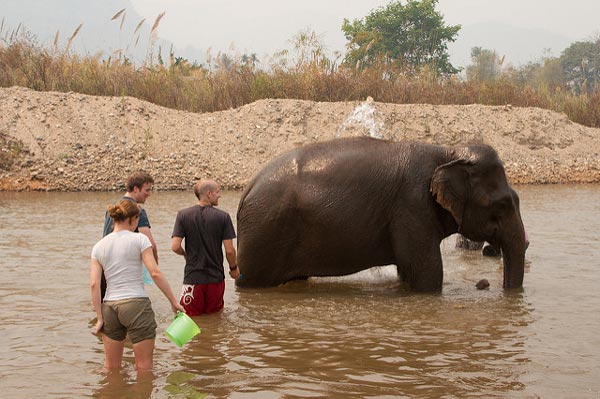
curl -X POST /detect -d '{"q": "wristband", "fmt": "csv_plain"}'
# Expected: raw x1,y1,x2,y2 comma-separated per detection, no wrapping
229,265,238,271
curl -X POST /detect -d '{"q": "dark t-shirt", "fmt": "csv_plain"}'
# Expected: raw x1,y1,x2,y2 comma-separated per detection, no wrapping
172,205,236,285
102,196,150,237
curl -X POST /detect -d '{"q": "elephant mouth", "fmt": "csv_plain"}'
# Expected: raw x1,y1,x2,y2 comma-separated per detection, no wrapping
488,237,501,251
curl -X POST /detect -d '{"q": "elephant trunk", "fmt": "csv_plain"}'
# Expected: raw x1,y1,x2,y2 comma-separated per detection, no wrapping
500,218,526,289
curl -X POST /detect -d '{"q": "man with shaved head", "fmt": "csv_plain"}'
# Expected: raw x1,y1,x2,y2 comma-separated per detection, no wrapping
171,179,240,315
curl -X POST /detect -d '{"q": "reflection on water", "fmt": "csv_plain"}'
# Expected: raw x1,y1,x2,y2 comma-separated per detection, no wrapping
92,369,155,399
1,186,599,398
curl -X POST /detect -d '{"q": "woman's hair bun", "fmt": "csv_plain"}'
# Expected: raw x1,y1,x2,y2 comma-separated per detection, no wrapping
107,199,141,222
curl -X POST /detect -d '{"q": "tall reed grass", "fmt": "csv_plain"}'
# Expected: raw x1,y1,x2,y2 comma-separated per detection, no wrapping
0,30,598,128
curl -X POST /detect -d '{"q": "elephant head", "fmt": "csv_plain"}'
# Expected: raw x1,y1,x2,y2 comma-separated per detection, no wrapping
430,144,526,288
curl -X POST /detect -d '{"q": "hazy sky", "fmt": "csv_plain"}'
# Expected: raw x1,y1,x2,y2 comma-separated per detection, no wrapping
129,0,600,58
3,0,599,68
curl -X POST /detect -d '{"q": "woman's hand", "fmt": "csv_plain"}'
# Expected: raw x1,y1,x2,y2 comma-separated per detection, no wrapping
172,301,185,314
92,319,104,336
229,265,241,280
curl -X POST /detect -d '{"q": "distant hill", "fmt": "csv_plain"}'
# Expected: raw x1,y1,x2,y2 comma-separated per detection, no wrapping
1,0,172,65
448,21,575,70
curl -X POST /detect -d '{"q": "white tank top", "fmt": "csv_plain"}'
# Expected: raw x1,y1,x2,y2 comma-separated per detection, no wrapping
91,230,152,301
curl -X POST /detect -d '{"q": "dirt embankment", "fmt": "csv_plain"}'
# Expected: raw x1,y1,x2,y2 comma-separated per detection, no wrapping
0,86,599,191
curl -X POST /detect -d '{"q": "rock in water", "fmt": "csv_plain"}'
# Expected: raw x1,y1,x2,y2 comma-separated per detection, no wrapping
476,279,490,290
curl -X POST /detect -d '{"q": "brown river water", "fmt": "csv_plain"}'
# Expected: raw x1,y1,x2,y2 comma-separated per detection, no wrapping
0,185,599,398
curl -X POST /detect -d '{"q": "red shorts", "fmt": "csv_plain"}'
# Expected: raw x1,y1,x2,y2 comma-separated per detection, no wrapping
179,282,225,316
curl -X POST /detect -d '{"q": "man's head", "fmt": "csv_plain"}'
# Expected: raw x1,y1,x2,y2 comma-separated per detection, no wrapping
126,171,154,204
194,179,221,206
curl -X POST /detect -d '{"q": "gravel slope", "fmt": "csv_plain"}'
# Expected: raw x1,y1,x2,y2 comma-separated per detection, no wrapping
1,87,599,191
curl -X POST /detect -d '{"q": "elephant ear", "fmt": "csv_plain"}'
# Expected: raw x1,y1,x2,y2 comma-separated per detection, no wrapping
430,158,472,226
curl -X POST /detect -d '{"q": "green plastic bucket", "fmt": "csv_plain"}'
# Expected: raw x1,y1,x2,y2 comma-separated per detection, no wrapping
165,312,201,347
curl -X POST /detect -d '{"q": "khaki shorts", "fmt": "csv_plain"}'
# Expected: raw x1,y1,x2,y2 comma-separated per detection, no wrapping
101,297,157,344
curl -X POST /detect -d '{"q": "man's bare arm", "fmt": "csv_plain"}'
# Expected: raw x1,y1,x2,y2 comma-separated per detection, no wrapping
138,226,159,263
171,236,186,257
223,239,239,279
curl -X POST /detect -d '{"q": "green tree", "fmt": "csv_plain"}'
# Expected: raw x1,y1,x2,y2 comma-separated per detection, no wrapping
466,47,503,82
560,38,600,94
341,0,460,75
503,48,565,90
537,58,564,88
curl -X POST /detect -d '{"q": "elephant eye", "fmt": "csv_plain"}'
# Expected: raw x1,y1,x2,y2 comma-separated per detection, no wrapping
492,196,512,212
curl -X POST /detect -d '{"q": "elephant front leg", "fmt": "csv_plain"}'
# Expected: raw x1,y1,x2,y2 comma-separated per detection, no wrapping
392,239,444,292
395,264,413,291
396,264,409,282
412,250,444,292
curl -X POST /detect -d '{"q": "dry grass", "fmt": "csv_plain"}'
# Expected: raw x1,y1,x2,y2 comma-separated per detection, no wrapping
0,132,26,171
0,33,599,128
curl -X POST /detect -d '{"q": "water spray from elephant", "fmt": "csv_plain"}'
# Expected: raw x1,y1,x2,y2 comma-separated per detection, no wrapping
337,97,384,139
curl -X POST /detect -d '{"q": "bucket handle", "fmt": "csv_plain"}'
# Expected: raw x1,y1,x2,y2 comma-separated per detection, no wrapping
174,311,185,320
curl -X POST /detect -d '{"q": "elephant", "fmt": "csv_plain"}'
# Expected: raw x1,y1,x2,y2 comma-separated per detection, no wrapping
235,137,527,292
